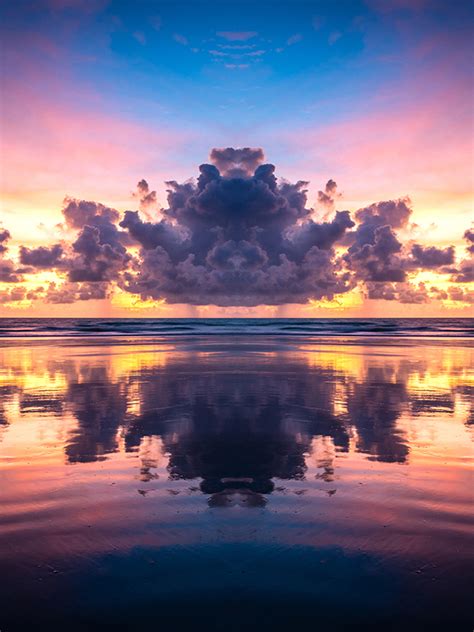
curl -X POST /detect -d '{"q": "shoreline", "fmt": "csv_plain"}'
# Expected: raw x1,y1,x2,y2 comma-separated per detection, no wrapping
1,333,473,348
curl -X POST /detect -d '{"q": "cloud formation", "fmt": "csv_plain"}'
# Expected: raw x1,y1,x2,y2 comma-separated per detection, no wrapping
19,244,64,268
446,229,474,283
0,229,22,283
317,179,340,211
0,148,472,307
410,244,455,268
209,147,265,177
0,229,10,255
134,179,157,211
119,149,356,305
216,31,258,41
61,197,132,283
464,229,474,254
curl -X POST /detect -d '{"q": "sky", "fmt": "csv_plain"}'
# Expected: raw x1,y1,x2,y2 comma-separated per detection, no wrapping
0,0,473,317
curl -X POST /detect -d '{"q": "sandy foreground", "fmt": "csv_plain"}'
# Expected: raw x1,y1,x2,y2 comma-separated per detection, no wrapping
0,336,472,630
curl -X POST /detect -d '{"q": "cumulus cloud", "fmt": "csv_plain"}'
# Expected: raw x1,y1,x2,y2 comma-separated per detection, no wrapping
410,244,455,268
451,260,474,283
317,179,340,211
342,198,413,282
365,281,430,303
43,281,110,303
60,197,132,283
173,33,188,46
2,148,472,307
464,229,474,254
0,228,22,283
133,179,157,212
0,229,11,255
354,197,412,232
447,285,474,304
340,196,471,303
346,224,406,283
0,261,21,283
0,286,27,303
446,228,474,283
62,197,120,230
118,149,355,305
209,147,265,177
19,244,64,268
68,225,131,282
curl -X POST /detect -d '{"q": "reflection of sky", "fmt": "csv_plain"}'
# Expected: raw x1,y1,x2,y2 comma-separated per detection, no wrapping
0,337,472,627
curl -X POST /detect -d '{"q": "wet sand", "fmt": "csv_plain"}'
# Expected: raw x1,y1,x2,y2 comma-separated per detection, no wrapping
0,336,473,630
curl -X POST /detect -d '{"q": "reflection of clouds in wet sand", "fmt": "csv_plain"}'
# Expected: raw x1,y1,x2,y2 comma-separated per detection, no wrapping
0,338,473,630
0,340,471,508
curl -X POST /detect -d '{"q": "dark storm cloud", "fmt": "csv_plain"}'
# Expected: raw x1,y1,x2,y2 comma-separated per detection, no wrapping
339,196,465,300
354,198,412,230
450,260,474,283
60,198,132,283
445,227,474,283
464,229,474,254
410,244,455,268
62,197,120,230
346,199,408,247
286,211,354,258
68,225,131,282
118,150,355,305
19,244,64,268
0,228,23,283
62,197,131,247
0,259,22,283
342,198,414,285
345,224,406,283
0,229,11,254
120,210,187,256
365,281,430,304
1,198,131,301
43,281,110,303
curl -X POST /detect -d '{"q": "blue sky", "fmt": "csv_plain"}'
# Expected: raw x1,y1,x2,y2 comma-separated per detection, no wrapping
3,0,472,162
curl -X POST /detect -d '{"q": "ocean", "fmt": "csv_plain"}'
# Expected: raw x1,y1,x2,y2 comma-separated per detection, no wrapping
0,316,473,338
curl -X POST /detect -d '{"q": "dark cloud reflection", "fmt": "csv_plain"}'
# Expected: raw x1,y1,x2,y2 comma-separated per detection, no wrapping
1,339,471,507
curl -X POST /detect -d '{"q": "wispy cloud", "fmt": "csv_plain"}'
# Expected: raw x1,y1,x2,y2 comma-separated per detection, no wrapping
132,30,146,45
287,33,303,46
216,31,258,41
173,33,188,46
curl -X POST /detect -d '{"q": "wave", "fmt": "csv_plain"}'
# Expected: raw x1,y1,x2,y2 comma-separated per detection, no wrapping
0,317,472,339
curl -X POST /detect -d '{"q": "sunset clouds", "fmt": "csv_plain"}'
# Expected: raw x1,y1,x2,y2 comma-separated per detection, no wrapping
119,151,355,305
0,148,472,311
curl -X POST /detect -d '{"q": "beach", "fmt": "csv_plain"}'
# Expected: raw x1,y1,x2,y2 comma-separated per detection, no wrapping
0,323,473,630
